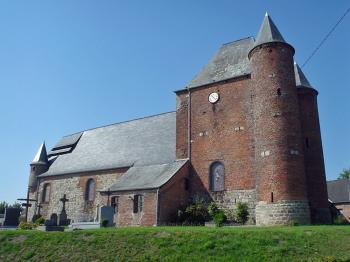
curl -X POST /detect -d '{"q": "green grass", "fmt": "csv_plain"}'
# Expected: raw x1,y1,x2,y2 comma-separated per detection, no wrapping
1,226,350,261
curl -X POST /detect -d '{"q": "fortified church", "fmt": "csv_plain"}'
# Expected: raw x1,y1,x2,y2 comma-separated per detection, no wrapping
27,14,331,226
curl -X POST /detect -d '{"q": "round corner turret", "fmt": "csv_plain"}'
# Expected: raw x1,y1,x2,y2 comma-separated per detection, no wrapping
28,142,49,191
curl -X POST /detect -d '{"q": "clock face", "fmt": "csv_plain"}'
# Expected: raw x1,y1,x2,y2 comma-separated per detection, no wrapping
208,92,219,104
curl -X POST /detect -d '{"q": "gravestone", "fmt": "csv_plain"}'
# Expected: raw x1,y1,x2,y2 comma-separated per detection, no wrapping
40,213,64,231
3,208,21,227
99,206,114,226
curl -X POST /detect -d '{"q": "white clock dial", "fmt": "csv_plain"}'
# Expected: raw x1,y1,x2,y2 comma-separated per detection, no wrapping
208,92,219,103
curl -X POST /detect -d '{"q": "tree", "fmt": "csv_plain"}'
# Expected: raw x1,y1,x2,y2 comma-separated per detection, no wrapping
0,201,9,214
338,168,350,179
0,201,24,214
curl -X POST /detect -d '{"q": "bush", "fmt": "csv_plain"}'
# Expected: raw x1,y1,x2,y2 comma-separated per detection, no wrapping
177,200,209,225
18,222,37,230
333,215,348,225
101,219,109,227
34,216,46,225
235,202,249,224
207,202,219,218
213,210,227,227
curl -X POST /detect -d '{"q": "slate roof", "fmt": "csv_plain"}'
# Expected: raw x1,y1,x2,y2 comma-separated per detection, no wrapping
253,13,286,49
39,112,176,177
105,159,188,192
186,37,254,89
327,179,350,203
294,63,313,88
31,142,48,165
181,14,303,91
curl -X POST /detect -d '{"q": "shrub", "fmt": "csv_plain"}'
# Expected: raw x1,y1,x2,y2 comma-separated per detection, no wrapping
213,210,227,227
34,216,45,225
333,215,348,225
207,202,219,218
177,200,209,225
101,219,109,227
235,202,249,224
288,220,300,226
18,222,37,230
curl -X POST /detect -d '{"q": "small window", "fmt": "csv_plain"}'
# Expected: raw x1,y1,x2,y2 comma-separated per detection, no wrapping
184,178,189,191
277,88,281,96
133,195,144,213
305,138,310,148
85,179,95,201
111,196,119,213
209,162,225,191
42,183,51,203
271,192,274,203
32,166,36,171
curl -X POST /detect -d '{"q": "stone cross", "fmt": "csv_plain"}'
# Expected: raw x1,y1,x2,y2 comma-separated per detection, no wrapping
59,194,69,213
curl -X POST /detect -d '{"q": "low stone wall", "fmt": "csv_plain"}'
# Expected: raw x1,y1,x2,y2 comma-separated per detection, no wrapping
255,200,310,226
212,189,256,224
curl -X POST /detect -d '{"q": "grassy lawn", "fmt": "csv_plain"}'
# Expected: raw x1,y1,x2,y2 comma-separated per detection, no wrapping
1,226,350,261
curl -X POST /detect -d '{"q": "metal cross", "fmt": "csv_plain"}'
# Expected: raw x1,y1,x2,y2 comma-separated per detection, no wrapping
17,186,37,222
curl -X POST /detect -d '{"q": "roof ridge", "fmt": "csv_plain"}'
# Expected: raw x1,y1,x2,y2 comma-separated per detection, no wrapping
222,36,254,46
63,111,176,137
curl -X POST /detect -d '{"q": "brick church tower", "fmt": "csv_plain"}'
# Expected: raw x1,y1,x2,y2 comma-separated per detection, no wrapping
175,13,331,225
27,13,331,227
248,14,311,225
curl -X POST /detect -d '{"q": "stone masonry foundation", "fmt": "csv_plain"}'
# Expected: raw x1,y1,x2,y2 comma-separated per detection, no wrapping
255,200,310,226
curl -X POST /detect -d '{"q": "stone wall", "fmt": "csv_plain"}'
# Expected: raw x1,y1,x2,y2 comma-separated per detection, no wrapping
28,168,126,222
334,203,350,222
255,200,310,226
212,189,256,224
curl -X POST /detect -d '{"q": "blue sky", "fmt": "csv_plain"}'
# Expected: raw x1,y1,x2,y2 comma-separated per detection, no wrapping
0,1,349,204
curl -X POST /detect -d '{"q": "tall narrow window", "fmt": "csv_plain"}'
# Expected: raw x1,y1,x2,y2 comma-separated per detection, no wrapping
305,138,310,148
133,195,144,213
85,179,95,201
111,196,119,213
209,162,225,191
271,192,274,203
277,88,281,96
42,183,51,203
184,178,189,191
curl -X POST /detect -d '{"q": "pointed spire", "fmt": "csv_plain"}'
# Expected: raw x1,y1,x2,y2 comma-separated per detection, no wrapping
31,142,48,164
294,62,312,88
253,13,286,48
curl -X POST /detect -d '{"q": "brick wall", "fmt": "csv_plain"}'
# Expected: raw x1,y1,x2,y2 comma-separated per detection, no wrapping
249,43,308,203
298,87,331,223
176,76,256,210
112,190,158,226
158,162,190,224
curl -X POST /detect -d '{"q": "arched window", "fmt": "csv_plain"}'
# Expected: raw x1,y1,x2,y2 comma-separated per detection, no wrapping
209,162,225,191
85,179,95,201
42,183,51,203
133,194,144,213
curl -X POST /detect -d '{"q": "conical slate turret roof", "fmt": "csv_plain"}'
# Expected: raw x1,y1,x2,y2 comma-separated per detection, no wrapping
294,62,312,88
253,13,287,48
31,142,49,165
